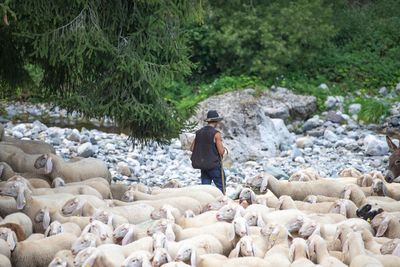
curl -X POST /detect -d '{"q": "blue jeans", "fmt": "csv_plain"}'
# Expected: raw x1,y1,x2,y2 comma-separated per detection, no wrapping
201,165,226,193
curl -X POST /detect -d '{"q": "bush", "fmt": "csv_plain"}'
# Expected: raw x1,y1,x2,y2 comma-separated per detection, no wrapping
352,98,391,123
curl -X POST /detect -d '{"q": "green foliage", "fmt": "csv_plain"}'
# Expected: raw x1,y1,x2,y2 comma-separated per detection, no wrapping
0,0,202,143
352,98,391,124
188,0,335,78
166,75,265,117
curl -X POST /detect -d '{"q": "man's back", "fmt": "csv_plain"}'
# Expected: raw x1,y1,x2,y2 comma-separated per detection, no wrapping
191,126,220,170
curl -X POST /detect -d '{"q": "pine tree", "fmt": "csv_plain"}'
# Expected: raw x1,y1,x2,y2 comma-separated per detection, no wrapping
0,0,202,143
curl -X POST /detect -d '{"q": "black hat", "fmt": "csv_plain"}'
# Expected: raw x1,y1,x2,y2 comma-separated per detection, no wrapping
204,110,223,122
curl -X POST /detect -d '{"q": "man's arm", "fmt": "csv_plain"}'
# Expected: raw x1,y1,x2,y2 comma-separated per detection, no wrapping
190,139,195,152
214,132,225,157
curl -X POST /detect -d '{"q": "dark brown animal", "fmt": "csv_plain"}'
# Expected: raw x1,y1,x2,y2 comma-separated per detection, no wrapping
0,223,26,241
386,136,400,183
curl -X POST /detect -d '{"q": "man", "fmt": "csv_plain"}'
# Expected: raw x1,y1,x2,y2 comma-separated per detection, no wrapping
190,110,226,194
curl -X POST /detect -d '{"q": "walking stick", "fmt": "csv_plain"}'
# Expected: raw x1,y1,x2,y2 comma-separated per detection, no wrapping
220,148,228,195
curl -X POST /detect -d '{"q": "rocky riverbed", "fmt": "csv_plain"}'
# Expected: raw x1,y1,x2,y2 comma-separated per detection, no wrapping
1,87,399,193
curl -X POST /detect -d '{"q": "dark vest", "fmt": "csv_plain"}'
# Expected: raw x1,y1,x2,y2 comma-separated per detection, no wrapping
191,126,220,170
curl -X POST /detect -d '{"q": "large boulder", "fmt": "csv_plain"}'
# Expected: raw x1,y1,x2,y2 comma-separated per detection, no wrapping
192,89,295,162
364,135,389,156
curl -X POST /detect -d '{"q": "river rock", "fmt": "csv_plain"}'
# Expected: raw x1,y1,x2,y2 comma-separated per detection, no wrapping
324,129,338,142
319,83,329,90
77,142,95,157
296,137,313,148
364,135,389,156
302,117,322,132
263,165,289,180
348,103,362,115
67,129,81,142
326,111,345,124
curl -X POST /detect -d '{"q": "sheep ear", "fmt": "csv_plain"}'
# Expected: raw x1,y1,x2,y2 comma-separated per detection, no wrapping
82,250,98,267
382,183,389,197
305,244,311,259
236,205,245,218
376,218,389,237
339,201,347,217
107,214,113,226
288,244,295,262
16,185,26,210
257,214,266,228
6,231,17,251
44,225,51,237
229,242,241,258
45,156,53,174
43,209,51,230
190,248,197,267
386,136,398,152
342,188,351,199
121,227,135,245
228,223,236,242
165,224,175,242
392,243,400,256
250,191,256,204
260,177,268,193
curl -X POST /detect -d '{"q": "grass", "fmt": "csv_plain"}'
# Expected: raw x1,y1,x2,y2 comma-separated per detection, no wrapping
352,97,391,124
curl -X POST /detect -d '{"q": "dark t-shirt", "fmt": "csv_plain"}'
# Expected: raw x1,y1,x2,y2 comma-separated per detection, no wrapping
191,126,220,170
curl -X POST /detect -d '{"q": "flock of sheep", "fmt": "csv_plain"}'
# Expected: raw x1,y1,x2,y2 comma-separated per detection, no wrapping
0,122,400,267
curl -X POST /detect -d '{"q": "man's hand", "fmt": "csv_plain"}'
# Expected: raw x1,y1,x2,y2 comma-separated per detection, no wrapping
214,132,225,157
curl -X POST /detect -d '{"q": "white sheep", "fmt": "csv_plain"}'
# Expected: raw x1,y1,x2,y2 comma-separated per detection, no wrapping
288,238,315,267
11,233,76,267
44,221,81,237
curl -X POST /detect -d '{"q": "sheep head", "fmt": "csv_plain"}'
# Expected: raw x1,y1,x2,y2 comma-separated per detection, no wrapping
150,205,176,221
175,244,196,266
0,178,30,210
0,227,17,251
261,223,289,249
34,207,51,230
113,223,132,244
44,221,63,237
216,204,244,222
298,220,320,238
52,177,65,187
71,233,97,255
61,197,85,216
232,213,249,238
239,188,256,205
340,167,362,178
91,209,113,226
122,251,152,267
81,220,110,241
234,236,256,257
122,189,136,202
304,195,318,204
152,232,168,250
74,247,98,266
48,257,68,267
147,219,175,241
381,238,400,255
329,199,349,217
285,216,305,233
386,136,400,183
356,203,384,221
371,179,388,197
152,248,172,267
33,154,53,174
184,210,195,218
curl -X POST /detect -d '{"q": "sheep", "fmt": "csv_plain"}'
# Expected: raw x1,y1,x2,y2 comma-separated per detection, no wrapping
120,190,203,214
341,231,383,266
0,212,32,238
150,204,218,228
0,227,17,252
259,173,366,206
0,144,52,176
33,153,111,183
121,250,153,267
112,223,149,245
238,187,279,207
151,185,223,198
110,183,151,200
198,254,273,267
261,223,291,267
52,177,112,198
11,233,76,267
1,134,56,154
307,234,347,267
202,196,234,212
0,239,10,259
34,206,90,231
162,179,183,188
289,167,321,182
48,250,74,267
5,176,103,199
371,179,400,200
288,238,315,267
71,233,108,255
381,239,400,255
44,221,81,237
0,254,11,267
228,235,265,258
152,248,173,267
174,235,224,266
123,188,216,208
215,203,245,222
340,167,362,178
370,212,400,238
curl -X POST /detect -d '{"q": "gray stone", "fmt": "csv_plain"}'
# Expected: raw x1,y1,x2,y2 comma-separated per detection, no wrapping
396,82,400,92
296,137,313,149
364,135,389,156
12,131,23,139
67,129,81,142
326,111,345,124
324,129,338,142
325,96,337,110
348,103,362,115
379,87,388,95
302,117,321,132
319,83,329,90
291,146,302,159
263,165,289,180
77,142,95,157
294,156,306,164
308,129,324,137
